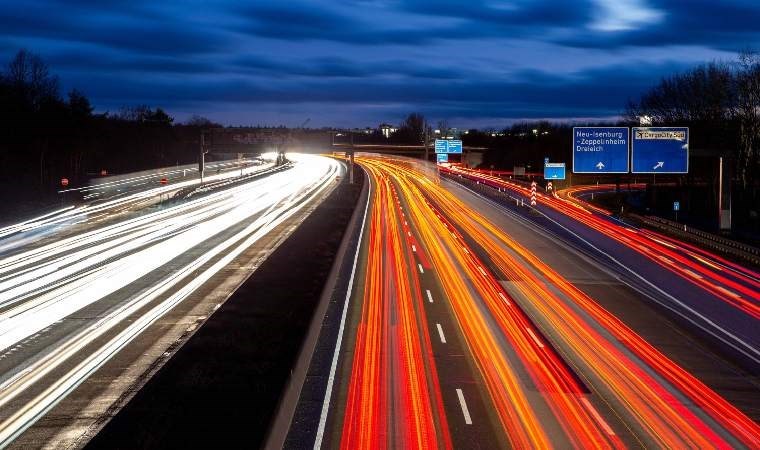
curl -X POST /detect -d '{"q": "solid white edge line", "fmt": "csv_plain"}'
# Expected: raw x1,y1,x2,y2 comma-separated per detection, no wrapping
455,388,473,425
314,173,371,450
436,324,447,344
447,178,760,364
580,397,616,436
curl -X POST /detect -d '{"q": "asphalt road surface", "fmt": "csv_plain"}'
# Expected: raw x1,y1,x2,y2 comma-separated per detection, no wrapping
0,154,343,447
306,155,759,449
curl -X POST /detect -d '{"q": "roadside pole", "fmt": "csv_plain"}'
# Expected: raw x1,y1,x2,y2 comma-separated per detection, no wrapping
199,131,206,185
349,132,354,184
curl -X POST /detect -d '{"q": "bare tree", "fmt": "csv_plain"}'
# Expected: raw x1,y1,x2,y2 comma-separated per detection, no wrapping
736,51,760,188
5,49,59,109
399,112,426,144
625,62,734,124
185,115,218,127
437,119,449,137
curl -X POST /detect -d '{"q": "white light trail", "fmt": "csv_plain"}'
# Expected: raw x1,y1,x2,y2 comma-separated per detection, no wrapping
0,154,342,446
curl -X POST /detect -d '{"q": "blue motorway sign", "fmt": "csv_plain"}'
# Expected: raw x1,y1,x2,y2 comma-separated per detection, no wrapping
447,140,462,153
631,127,688,173
436,153,448,163
673,201,680,211
434,139,463,154
572,127,629,173
544,162,566,180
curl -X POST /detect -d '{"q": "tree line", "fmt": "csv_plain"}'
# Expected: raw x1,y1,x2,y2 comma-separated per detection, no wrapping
625,51,760,190
0,49,208,215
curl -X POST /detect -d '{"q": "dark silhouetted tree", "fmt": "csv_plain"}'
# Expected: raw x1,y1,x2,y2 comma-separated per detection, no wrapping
5,49,60,110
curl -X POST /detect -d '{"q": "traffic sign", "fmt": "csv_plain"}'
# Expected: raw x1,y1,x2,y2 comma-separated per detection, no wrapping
631,127,688,173
673,201,680,211
436,153,448,163
447,140,462,153
543,162,566,180
434,139,463,154
572,127,629,173
159,178,168,185
60,178,69,187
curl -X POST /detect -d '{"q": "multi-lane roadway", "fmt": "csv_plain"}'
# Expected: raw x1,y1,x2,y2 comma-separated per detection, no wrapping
0,155,342,447
309,155,759,449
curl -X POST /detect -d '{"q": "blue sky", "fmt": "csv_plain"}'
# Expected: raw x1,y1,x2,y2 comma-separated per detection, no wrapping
0,0,756,128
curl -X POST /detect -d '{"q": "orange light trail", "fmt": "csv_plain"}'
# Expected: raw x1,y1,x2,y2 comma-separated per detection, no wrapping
444,166,760,319
340,162,452,450
349,156,760,448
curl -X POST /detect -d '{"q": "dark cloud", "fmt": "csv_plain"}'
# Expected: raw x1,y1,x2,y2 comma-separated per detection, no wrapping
0,0,755,125
0,2,228,55
75,60,683,125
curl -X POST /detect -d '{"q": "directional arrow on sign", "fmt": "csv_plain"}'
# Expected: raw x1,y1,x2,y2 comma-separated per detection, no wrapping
596,162,605,170
653,161,664,170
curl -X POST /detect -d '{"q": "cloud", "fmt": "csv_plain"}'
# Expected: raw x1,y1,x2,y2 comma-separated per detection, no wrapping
0,0,756,126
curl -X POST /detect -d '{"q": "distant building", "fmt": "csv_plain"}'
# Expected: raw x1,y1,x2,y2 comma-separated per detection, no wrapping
379,123,397,138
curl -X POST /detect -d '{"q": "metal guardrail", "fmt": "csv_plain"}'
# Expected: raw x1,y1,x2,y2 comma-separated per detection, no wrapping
442,170,760,268
627,213,760,267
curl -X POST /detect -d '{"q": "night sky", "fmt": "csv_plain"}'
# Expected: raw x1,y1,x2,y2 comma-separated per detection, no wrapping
1,0,757,127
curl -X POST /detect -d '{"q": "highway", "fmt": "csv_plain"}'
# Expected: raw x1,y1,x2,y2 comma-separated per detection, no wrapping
443,166,760,368
0,154,342,447
313,154,759,449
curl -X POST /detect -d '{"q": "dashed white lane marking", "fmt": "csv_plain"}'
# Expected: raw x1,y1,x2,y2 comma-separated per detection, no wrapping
477,266,487,277
436,324,447,343
426,289,434,303
681,268,703,280
715,285,741,299
456,389,473,425
418,263,424,274
497,291,511,306
526,327,544,348
412,245,417,252
407,231,412,237
580,397,615,436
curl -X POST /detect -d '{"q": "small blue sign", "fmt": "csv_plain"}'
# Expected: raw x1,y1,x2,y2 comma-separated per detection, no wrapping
436,153,448,163
572,127,629,173
544,162,566,180
673,201,680,211
632,127,688,173
434,139,463,154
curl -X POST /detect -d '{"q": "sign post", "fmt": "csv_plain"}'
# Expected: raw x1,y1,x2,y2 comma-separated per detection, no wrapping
572,127,629,173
